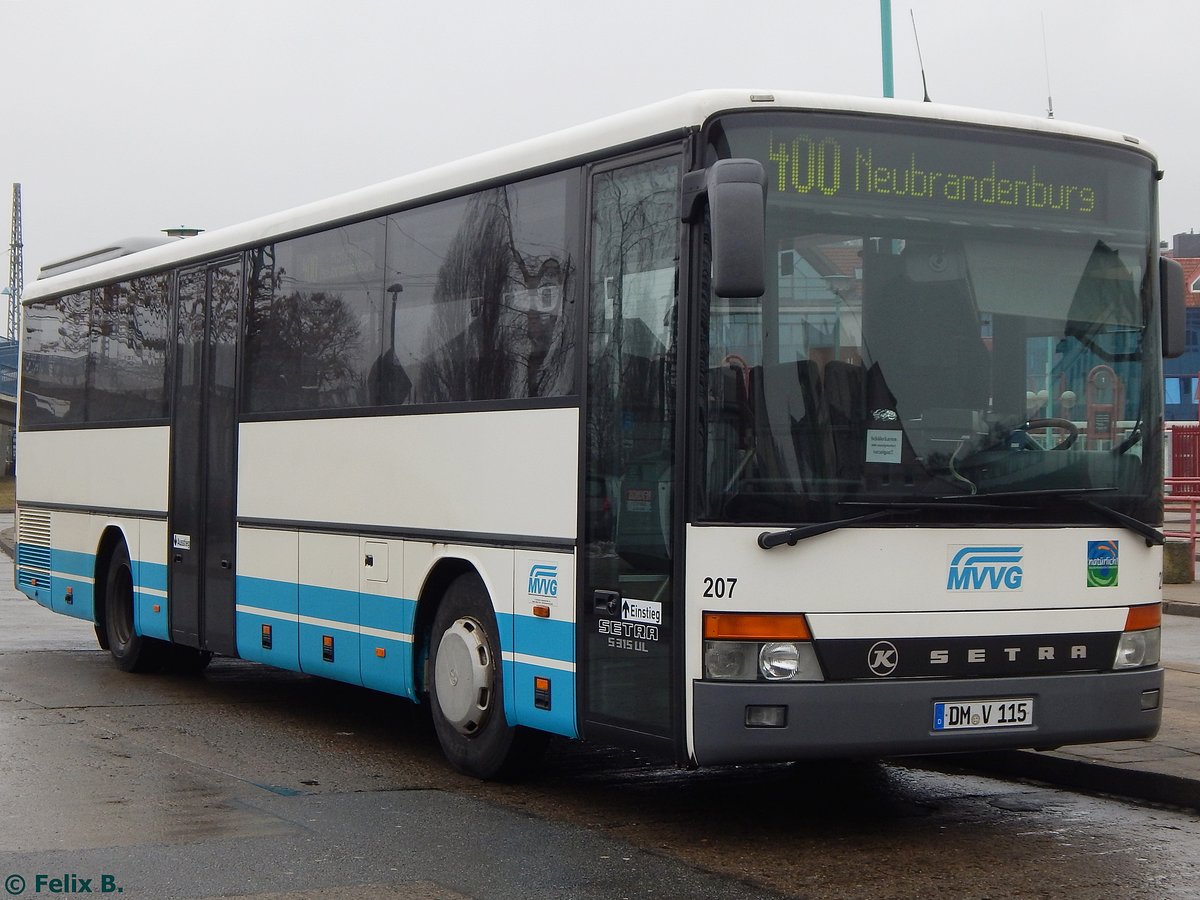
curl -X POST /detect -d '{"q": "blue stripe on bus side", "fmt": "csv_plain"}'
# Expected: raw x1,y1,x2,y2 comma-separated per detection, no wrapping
16,544,167,636
298,620,362,686
16,542,53,609
360,593,418,700
235,574,301,672
513,661,577,738
138,561,168,593
237,574,299,616
232,574,576,735
498,611,578,737
496,612,519,723
49,548,94,621
513,615,574,664
512,614,577,737
16,542,51,570
296,582,363,685
133,559,169,640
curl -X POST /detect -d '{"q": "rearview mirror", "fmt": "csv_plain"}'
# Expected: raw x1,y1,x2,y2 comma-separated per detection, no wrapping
1161,256,1186,358
685,159,767,299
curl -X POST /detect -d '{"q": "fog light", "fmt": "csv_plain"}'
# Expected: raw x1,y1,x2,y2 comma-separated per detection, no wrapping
759,642,824,682
1114,628,1161,669
704,641,758,680
1140,689,1161,711
745,705,787,728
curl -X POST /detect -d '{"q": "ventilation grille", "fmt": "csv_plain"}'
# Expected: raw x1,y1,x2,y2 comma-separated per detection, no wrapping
16,507,52,577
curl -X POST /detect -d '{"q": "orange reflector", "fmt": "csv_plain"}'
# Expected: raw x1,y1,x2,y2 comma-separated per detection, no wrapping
533,604,551,618
1124,603,1161,632
534,676,550,692
375,647,386,658
704,613,811,641
152,604,161,613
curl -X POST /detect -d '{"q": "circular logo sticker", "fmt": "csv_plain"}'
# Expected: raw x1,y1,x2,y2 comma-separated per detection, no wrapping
867,640,899,677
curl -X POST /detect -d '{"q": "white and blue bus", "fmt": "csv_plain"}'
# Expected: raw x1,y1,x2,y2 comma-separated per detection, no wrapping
16,91,1186,778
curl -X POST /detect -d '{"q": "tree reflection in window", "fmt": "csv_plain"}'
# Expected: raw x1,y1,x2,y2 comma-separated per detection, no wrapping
244,221,384,413
386,170,576,404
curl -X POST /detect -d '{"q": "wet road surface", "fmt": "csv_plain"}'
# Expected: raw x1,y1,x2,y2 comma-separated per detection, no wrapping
2,580,1199,899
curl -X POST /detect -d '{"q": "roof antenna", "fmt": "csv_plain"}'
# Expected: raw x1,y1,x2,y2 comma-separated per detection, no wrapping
1041,14,1055,118
910,9,931,102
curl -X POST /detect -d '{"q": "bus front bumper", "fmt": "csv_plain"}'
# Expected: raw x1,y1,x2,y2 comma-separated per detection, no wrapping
690,668,1163,766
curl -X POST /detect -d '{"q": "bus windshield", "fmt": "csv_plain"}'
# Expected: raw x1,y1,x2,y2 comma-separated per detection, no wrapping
698,112,1161,526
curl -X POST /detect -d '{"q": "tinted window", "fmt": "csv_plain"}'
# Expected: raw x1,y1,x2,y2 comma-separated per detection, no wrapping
384,171,577,404
21,292,92,426
243,220,385,412
88,274,170,421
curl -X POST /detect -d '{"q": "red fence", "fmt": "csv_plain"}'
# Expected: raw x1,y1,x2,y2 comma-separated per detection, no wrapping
1168,425,1200,494
1165,477,1200,558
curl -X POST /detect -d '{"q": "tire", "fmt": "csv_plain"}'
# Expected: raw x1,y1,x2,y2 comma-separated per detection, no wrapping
103,542,164,673
428,573,547,779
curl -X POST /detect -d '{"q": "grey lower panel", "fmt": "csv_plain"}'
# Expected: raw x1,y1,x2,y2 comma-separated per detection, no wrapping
691,669,1163,766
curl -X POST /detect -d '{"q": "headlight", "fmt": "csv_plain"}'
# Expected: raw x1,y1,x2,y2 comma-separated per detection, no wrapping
702,612,825,682
759,642,823,681
703,641,758,680
1113,627,1161,669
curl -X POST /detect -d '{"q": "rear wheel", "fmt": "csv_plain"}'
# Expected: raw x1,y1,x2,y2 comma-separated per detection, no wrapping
103,542,164,673
428,573,547,779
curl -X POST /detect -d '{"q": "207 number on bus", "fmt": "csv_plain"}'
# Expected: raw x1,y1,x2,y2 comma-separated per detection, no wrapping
702,577,738,599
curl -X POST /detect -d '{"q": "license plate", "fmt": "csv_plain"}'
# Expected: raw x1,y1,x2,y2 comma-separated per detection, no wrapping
933,698,1033,731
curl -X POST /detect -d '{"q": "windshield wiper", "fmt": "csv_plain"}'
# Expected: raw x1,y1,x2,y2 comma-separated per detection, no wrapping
908,487,1162,547
932,486,1115,503
1071,497,1163,547
758,487,1162,550
758,510,894,549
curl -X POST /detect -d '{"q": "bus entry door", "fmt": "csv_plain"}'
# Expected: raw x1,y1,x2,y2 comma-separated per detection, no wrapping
580,152,681,747
168,259,241,654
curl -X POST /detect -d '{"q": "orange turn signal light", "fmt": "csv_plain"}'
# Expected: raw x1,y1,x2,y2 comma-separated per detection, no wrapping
1124,603,1161,632
703,613,811,641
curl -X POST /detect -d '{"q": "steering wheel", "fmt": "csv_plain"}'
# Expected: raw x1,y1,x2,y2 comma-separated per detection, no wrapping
1015,417,1079,451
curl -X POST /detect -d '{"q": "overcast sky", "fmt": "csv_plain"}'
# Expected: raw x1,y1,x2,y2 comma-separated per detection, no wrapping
2,0,1197,280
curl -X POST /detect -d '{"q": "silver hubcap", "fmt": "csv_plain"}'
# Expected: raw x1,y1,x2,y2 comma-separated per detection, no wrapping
434,617,493,736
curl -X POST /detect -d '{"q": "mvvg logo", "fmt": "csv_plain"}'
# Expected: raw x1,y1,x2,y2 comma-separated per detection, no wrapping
947,546,1024,591
528,564,559,598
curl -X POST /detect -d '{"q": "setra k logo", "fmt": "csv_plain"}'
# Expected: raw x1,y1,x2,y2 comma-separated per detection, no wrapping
867,640,899,677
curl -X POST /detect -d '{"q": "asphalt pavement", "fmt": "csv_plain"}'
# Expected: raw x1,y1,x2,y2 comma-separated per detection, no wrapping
4,518,1199,814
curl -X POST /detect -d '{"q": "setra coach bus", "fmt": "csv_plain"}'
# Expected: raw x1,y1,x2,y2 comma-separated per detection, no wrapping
15,90,1187,778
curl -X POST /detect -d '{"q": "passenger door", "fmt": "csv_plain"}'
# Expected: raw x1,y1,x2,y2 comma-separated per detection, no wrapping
579,150,683,745
169,259,241,654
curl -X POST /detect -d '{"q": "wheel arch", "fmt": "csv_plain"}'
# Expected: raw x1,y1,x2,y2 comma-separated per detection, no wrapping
412,556,491,697
92,524,132,647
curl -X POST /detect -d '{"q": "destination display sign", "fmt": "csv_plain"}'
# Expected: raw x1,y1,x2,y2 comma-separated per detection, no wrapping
717,113,1153,231
769,132,1098,216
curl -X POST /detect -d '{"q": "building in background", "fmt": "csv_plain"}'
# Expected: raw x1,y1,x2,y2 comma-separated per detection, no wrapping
1163,232,1200,420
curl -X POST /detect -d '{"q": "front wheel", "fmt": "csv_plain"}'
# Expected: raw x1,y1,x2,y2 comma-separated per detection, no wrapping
428,573,546,779
103,542,164,673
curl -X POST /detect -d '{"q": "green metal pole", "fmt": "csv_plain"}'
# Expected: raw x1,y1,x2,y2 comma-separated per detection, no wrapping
880,0,894,98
